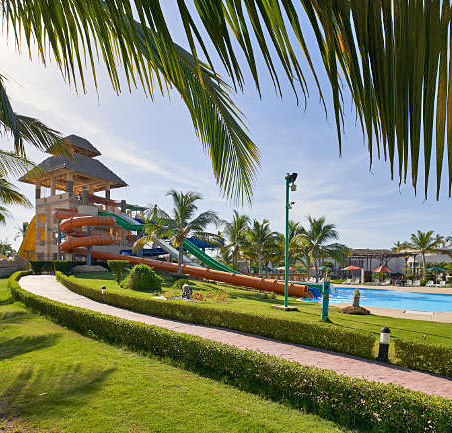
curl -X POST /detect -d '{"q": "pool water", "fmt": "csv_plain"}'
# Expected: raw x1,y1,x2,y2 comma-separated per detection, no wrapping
308,286,452,312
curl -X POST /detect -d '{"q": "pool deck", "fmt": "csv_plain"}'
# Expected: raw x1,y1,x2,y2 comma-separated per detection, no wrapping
330,302,452,323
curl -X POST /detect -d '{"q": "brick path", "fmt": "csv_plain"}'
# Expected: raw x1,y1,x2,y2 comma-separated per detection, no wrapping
19,275,452,399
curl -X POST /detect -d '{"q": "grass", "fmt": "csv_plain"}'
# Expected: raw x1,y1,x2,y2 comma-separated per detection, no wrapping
72,272,452,352
0,278,354,433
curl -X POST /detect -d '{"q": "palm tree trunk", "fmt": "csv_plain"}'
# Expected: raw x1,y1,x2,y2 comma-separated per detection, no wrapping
178,244,183,274
421,252,426,281
258,254,263,277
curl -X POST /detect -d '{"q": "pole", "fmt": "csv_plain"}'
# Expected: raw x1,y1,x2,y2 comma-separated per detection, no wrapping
284,175,290,308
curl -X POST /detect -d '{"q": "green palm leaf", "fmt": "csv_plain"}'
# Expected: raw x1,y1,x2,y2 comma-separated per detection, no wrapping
4,1,452,199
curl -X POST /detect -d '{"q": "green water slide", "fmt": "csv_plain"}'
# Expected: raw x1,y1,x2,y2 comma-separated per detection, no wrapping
101,211,238,273
182,239,239,273
99,211,144,231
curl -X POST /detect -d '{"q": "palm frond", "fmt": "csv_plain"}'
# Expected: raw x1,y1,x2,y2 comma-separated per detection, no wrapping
5,1,452,198
0,176,31,207
0,74,67,157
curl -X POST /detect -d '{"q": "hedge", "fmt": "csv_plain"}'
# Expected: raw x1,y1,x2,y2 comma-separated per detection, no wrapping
57,272,376,359
395,339,452,377
9,271,452,433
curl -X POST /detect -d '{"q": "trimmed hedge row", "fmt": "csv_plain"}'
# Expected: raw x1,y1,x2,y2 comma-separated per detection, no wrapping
10,271,452,433
395,339,452,377
56,272,376,359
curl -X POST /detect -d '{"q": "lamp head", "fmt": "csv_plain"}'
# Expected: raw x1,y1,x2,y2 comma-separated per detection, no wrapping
286,172,298,184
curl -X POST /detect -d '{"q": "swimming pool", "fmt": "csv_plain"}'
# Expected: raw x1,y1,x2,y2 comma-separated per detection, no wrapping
307,286,452,312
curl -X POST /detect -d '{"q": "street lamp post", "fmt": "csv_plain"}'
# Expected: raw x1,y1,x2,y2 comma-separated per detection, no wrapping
284,172,298,308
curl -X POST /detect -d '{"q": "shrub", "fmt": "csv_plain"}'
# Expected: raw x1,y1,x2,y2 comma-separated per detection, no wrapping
30,261,54,274
107,260,129,283
120,264,162,292
395,339,452,377
172,278,192,290
56,272,376,359
10,271,452,433
191,292,205,301
339,306,370,315
53,260,72,275
352,289,360,307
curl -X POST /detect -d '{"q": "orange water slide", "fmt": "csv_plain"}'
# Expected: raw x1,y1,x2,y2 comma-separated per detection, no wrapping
55,210,116,253
55,210,312,298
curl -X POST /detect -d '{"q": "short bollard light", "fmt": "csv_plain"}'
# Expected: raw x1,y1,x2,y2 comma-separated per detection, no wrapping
102,286,106,301
377,327,390,362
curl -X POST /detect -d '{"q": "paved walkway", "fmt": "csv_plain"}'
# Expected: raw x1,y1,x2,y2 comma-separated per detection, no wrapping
19,275,452,399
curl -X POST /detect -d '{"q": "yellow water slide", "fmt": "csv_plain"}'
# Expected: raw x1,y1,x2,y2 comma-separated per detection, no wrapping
18,216,36,260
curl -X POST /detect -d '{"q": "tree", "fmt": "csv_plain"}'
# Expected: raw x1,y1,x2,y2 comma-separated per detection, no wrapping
134,190,221,274
0,240,16,258
246,219,278,277
276,220,305,267
0,178,31,224
406,231,442,280
14,221,29,241
222,210,250,270
3,2,451,201
300,216,350,282
392,241,408,253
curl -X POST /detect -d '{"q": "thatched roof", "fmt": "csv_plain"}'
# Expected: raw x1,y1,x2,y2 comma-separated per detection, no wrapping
20,153,127,190
60,134,101,157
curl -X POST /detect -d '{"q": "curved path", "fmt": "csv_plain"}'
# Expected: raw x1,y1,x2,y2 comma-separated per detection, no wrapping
19,275,452,399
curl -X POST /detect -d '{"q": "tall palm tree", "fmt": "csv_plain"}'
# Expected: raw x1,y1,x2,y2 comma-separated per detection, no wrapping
406,231,442,280
246,219,278,277
14,221,29,241
134,190,221,274
300,216,350,281
392,241,408,253
3,2,451,201
222,210,250,270
276,220,305,267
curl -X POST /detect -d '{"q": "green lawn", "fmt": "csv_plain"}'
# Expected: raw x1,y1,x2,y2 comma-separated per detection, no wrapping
72,272,452,350
0,278,354,433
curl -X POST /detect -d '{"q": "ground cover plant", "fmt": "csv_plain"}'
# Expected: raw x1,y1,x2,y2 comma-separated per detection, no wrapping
0,277,352,433
9,274,452,433
71,272,452,353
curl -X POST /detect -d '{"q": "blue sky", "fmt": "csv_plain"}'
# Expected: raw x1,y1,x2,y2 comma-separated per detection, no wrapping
1,6,451,250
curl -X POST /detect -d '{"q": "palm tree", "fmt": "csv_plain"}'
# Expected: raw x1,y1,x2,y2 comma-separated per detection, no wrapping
14,221,29,241
222,211,250,270
300,216,350,282
134,190,221,274
3,2,450,201
276,220,305,267
392,241,408,253
246,219,278,277
0,178,31,224
406,231,442,280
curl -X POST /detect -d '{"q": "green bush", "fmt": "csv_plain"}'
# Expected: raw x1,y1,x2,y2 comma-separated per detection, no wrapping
107,260,129,283
172,278,192,289
30,261,55,274
120,264,162,292
53,260,73,275
395,339,452,377
57,272,376,359
10,271,452,433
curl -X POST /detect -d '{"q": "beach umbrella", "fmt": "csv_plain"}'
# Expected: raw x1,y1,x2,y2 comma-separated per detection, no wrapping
342,265,364,283
372,265,393,273
342,265,362,271
426,266,447,272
